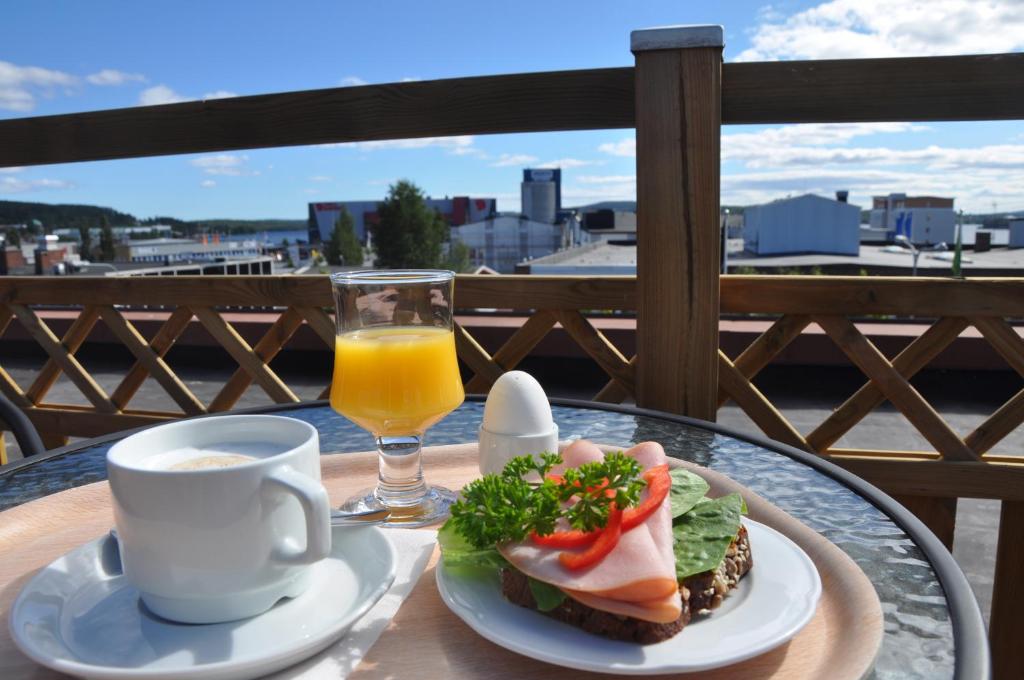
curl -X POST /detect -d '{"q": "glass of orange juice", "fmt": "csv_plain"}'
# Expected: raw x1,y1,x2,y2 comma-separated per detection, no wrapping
329,270,464,526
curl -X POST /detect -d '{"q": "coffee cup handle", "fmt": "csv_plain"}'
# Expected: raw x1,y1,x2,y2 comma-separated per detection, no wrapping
262,467,332,565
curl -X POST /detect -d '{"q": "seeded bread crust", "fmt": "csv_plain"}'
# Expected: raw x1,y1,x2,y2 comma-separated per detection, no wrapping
499,524,752,643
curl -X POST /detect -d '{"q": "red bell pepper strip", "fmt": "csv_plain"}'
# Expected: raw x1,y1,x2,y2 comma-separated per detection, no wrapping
622,465,671,531
530,527,602,548
558,506,623,570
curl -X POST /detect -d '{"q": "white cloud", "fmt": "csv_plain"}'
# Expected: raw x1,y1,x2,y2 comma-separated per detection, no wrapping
309,175,332,182
203,90,238,100
577,174,636,184
400,76,422,82
598,138,636,157
0,176,75,193
0,60,77,112
138,84,189,106
200,179,216,188
339,76,367,87
189,154,257,176
0,166,24,173
86,69,146,86
490,153,538,167
537,158,604,169
737,0,1024,61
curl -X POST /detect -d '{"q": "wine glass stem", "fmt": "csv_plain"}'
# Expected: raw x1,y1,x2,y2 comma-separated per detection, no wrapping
375,435,427,506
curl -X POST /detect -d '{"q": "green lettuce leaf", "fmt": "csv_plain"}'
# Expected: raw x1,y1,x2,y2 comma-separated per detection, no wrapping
672,493,745,580
669,468,711,518
528,576,567,611
438,519,508,570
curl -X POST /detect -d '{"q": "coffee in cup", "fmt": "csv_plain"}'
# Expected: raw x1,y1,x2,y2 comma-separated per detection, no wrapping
106,415,332,624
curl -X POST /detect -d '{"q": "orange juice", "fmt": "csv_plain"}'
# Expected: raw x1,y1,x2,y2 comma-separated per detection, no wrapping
330,326,464,436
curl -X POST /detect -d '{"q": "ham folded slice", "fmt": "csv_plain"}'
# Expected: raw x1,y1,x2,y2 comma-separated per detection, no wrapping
499,440,680,623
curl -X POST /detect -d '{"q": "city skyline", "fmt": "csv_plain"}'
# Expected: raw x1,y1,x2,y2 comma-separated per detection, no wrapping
2,0,1023,219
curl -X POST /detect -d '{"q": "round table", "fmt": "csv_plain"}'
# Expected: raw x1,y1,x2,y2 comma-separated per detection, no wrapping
0,398,988,680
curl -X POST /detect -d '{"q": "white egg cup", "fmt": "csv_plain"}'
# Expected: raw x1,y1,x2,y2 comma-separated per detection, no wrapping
478,371,559,475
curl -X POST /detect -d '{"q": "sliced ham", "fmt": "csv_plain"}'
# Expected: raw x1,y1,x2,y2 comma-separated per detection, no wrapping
563,588,683,625
499,440,680,623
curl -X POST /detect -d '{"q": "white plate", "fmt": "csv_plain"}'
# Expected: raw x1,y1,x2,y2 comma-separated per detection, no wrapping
9,525,396,680
436,519,821,675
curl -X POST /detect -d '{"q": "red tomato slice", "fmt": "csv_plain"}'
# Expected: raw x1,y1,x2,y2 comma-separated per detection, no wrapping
558,506,623,570
622,465,670,531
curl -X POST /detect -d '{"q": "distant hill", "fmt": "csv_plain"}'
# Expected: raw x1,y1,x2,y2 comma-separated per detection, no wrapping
0,200,134,229
0,200,304,234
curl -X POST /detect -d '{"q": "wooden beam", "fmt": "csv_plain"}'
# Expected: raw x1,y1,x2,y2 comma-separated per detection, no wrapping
633,26,722,419
111,306,194,409
991,501,1024,680
22,405,176,438
721,276,1024,317
722,52,1024,123
556,310,636,396
465,309,556,393
894,495,957,551
834,459,1024,501
453,322,504,388
815,315,977,461
718,351,811,451
25,305,100,405
717,314,811,408
0,68,635,167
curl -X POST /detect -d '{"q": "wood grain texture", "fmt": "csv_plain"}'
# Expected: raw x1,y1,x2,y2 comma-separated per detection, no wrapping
453,322,504,386
1,53,1019,168
7,304,117,414
722,52,1024,123
24,305,100,405
833,459,1024,501
814,315,977,461
718,351,811,451
97,306,206,416
806,317,967,452
593,355,637,404
966,388,1024,456
464,309,556,394
721,276,1024,317
972,316,1024,376
209,307,304,412
110,306,194,409
634,46,721,418
555,310,635,395
0,69,635,167
990,500,1024,680
0,443,882,680
192,307,299,404
717,314,811,408
893,495,957,551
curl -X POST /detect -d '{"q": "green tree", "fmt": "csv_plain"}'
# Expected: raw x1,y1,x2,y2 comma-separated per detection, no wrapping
371,180,448,268
325,207,363,266
445,240,471,273
99,215,116,261
78,223,93,259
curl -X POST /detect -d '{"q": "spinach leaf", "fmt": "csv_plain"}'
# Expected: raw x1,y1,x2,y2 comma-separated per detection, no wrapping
528,576,567,611
672,493,745,580
669,468,710,518
438,520,508,570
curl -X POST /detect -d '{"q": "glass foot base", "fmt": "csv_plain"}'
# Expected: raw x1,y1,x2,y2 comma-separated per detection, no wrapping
337,485,456,528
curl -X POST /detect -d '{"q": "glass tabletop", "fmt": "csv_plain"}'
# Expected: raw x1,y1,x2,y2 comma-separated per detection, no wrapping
0,399,976,680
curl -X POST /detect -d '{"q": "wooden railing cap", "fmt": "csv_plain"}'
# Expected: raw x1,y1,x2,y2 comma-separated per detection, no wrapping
630,25,724,52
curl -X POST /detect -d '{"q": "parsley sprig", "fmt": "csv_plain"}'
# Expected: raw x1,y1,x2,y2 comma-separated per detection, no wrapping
450,452,645,549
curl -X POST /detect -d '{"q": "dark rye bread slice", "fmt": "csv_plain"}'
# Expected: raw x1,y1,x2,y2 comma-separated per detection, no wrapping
500,525,752,644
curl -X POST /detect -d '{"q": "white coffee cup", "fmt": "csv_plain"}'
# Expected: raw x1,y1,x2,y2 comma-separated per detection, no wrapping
106,415,332,624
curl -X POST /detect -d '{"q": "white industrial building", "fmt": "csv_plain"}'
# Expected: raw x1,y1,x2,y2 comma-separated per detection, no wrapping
114,238,262,263
869,193,955,245
743,193,860,256
450,215,571,273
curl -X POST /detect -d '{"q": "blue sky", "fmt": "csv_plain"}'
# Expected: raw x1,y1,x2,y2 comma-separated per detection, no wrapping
2,0,1023,219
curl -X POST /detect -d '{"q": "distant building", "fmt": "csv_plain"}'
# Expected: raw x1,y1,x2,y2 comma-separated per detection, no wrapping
54,225,174,240
744,193,860,256
307,196,496,244
518,241,636,275
451,215,571,273
114,238,261,263
521,168,562,223
581,209,636,243
870,193,955,245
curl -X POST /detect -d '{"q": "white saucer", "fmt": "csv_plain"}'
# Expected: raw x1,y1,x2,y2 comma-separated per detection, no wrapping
437,519,821,675
9,525,396,680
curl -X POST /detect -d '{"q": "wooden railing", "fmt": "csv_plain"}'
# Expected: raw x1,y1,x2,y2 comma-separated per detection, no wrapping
2,24,1023,676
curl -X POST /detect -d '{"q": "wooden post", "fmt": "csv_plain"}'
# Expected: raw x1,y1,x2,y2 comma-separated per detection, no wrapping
991,500,1024,679
632,25,723,419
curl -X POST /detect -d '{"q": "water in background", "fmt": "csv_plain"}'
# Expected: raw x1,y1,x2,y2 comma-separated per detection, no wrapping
220,228,310,246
